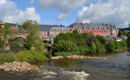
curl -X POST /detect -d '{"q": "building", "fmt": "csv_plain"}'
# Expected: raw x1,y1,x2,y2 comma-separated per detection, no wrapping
49,26,72,38
39,25,53,40
0,20,4,28
0,20,18,30
69,23,119,37
39,25,72,40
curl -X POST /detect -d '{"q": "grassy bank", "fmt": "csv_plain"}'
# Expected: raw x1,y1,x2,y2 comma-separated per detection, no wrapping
0,50,49,65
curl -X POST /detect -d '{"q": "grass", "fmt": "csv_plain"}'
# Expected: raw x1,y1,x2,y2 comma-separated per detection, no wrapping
0,55,15,64
15,50,48,64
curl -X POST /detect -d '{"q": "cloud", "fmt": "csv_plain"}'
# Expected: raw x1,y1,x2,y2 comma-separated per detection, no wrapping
76,0,130,27
0,0,40,24
38,0,87,21
57,13,68,21
39,0,87,13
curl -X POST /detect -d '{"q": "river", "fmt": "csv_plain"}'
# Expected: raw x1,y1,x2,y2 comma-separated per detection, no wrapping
0,51,130,80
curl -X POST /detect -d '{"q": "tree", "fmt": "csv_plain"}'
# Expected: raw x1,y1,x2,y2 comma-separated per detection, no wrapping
90,42,97,53
128,22,130,28
127,33,130,50
8,37,25,52
52,40,77,53
0,23,15,49
96,35,107,45
95,41,105,53
106,40,116,51
21,20,44,51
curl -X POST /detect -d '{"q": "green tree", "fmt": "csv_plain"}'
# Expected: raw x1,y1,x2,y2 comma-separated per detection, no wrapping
52,40,77,53
8,37,25,52
90,42,97,53
127,33,130,50
0,23,15,49
21,20,44,51
106,40,116,51
95,41,105,53
96,35,106,45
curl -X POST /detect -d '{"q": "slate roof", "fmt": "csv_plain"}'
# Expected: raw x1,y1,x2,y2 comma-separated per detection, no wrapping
70,23,116,29
0,20,4,24
39,25,57,31
50,27,72,32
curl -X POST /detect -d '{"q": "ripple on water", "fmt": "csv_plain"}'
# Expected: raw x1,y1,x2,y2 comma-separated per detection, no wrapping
34,70,89,80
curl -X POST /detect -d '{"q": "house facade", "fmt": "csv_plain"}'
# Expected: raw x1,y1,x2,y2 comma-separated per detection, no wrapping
69,23,119,38
49,27,72,38
0,21,4,28
39,25,72,40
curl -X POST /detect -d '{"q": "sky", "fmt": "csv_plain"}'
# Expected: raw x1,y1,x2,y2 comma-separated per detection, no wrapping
0,0,130,27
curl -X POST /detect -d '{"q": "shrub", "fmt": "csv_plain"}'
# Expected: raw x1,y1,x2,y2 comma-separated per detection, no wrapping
89,42,97,53
15,50,48,64
106,40,116,51
95,41,105,53
127,33,130,50
77,46,89,55
0,55,15,64
8,37,25,52
52,40,78,52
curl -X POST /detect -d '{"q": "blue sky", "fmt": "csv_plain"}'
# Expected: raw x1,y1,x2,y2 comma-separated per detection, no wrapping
0,0,130,27
11,0,77,26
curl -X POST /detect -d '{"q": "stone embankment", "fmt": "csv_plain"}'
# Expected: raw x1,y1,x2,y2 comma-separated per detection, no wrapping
52,55,102,60
0,62,41,72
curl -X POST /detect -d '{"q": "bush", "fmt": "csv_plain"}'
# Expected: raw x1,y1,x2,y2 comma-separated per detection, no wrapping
77,46,89,55
15,50,48,64
8,37,25,52
128,34,130,50
106,40,116,51
95,41,105,53
0,55,15,64
52,40,78,52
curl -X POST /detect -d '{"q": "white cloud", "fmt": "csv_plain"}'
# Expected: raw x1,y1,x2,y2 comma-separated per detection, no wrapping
39,0,87,13
38,0,87,21
76,0,130,27
0,0,40,24
57,13,68,21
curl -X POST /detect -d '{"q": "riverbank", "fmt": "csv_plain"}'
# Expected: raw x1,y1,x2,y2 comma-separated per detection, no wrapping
0,62,41,72
0,61,90,80
51,55,103,60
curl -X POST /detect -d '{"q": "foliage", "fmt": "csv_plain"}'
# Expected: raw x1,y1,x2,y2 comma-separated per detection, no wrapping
127,33,130,50
96,35,106,45
8,37,25,52
21,20,44,51
95,41,105,53
52,30,108,55
106,40,116,51
0,23,15,49
119,30,129,36
90,42,97,53
15,50,48,64
52,40,78,52
52,30,128,56
0,55,15,64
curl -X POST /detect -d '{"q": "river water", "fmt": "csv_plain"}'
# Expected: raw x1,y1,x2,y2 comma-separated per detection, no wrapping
0,51,130,80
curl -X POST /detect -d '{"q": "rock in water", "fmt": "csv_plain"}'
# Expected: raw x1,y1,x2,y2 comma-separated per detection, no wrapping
0,62,40,72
